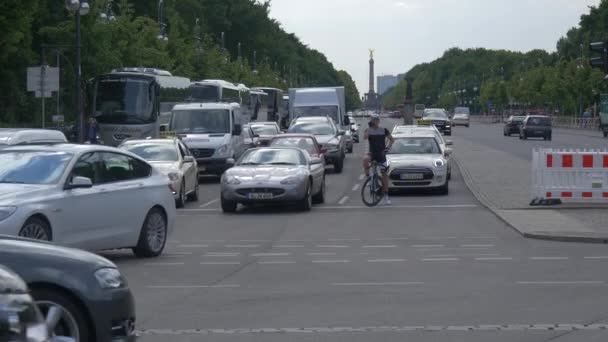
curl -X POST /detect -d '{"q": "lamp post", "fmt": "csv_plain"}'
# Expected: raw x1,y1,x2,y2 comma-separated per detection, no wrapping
157,0,168,41
65,0,89,143
99,0,115,21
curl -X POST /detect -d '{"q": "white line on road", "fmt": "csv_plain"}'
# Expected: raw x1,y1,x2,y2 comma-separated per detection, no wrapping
421,258,460,261
584,256,608,259
144,262,185,266
240,240,271,242
329,238,362,241
367,259,406,263
529,257,569,260
224,245,259,248
204,255,240,258
164,252,193,255
460,244,495,248
274,245,305,248
205,252,240,256
338,196,349,205
307,252,337,256
177,245,209,248
516,281,604,285
320,204,477,210
430,254,499,257
419,237,457,240
251,253,290,257
316,245,350,248
332,282,424,286
257,261,297,264
362,245,397,248
376,237,409,241
312,260,351,263
359,174,366,180
199,199,219,208
352,184,361,192
412,245,445,248
146,285,240,289
200,262,241,265
475,257,514,261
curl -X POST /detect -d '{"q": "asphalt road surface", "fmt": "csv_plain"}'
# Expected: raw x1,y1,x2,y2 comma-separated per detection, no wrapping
102,118,608,342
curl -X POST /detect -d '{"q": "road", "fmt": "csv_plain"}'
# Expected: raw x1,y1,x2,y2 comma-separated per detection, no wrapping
103,118,608,341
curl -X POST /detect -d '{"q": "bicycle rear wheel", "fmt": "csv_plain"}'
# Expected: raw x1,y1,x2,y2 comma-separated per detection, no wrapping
361,176,384,207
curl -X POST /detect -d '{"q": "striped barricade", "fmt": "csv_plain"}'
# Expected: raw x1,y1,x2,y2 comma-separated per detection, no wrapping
531,148,608,205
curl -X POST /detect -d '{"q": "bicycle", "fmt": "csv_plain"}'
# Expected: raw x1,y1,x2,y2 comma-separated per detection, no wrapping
361,161,385,207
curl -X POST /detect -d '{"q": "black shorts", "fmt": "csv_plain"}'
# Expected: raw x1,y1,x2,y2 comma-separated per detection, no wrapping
367,152,388,173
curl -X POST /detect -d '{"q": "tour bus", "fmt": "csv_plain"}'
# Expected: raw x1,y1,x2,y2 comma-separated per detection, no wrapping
188,80,253,122
90,68,191,146
252,87,285,125
250,89,268,121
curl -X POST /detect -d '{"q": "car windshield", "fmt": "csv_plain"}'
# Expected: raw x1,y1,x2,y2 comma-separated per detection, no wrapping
388,137,441,155
170,109,231,134
454,108,470,115
454,114,468,118
0,151,73,184
122,144,178,162
238,149,304,166
270,137,316,155
288,122,335,135
423,110,447,119
250,125,279,135
293,106,339,124
513,116,526,122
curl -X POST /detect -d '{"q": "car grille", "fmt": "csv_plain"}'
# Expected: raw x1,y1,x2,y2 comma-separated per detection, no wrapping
190,148,215,158
389,167,434,181
393,181,433,186
236,188,286,196
432,121,446,127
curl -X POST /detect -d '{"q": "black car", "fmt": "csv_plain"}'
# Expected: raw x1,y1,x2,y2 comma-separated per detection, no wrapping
519,115,552,140
1,236,136,342
422,109,451,136
503,115,526,136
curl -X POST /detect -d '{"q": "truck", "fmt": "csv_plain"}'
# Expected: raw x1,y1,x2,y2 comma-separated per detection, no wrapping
288,87,349,129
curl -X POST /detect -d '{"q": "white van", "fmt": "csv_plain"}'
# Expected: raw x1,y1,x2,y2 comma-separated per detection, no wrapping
0,129,67,148
165,103,249,175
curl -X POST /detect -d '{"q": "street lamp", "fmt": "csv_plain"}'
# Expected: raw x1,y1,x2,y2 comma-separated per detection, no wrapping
65,0,88,143
157,0,168,41
99,0,115,21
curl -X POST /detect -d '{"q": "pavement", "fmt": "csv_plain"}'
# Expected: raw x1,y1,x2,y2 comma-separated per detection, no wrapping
452,122,608,242
102,117,608,342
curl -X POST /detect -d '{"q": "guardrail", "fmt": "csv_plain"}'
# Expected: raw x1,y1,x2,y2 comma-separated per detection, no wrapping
531,148,608,205
470,115,602,131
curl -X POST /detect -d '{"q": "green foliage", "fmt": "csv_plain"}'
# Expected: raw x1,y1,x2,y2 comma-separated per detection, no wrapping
0,0,359,125
337,70,362,111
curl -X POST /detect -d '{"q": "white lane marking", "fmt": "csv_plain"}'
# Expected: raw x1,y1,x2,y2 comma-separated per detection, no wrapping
274,245,305,248
471,236,497,239
329,238,361,241
332,282,424,286
362,245,397,248
257,261,296,264
419,237,457,240
421,258,460,261
161,255,186,259
312,260,351,263
584,256,608,259
516,281,604,285
205,252,240,256
431,253,499,257
417,247,490,251
475,257,514,261
225,245,259,248
168,240,181,243
204,255,240,258
146,285,240,289
460,244,495,248
307,252,337,256
199,199,219,208
251,253,290,257
338,196,349,205
144,262,185,266
200,262,241,265
352,184,361,192
240,239,271,242
164,252,193,255
529,257,569,260
376,237,409,241
316,245,350,248
367,259,406,263
359,174,366,180
412,245,445,248
320,204,477,210
177,244,209,248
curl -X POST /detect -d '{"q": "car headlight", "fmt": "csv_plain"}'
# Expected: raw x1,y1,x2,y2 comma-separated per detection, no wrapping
224,174,241,185
168,172,180,181
434,159,445,168
216,144,230,157
94,268,126,289
280,176,300,185
0,206,16,221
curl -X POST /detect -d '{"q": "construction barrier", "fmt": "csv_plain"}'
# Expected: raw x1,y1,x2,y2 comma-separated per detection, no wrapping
531,148,608,205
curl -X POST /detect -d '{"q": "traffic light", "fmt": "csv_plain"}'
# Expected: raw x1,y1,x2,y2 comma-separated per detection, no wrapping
589,41,608,73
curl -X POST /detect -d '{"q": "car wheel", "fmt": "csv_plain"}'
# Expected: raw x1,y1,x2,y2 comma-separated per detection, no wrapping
221,196,237,213
32,287,90,342
503,131,507,136
522,132,527,140
334,156,344,173
604,131,607,138
19,216,51,241
299,181,313,211
187,178,199,201
465,124,469,128
347,145,353,153
519,133,523,140
312,177,326,204
438,181,449,195
133,207,167,258
176,181,186,208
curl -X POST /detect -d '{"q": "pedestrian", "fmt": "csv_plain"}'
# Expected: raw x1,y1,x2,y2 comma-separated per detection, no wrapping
583,108,591,128
87,117,99,144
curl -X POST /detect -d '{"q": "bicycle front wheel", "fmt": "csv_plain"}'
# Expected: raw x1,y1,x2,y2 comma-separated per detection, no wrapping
361,176,384,207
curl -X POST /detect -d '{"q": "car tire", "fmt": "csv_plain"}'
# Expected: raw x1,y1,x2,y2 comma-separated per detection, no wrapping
19,216,52,241
604,131,608,138
176,182,186,208
438,181,449,195
347,145,353,153
522,132,527,140
187,178,199,202
334,156,344,173
221,196,237,213
312,177,326,204
32,287,90,342
465,124,469,128
299,181,313,211
133,207,167,258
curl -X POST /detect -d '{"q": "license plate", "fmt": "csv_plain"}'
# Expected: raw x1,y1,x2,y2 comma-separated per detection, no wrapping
400,174,424,180
248,193,273,200
198,166,206,172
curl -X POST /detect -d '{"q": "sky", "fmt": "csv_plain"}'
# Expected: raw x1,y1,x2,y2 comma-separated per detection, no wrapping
267,0,601,96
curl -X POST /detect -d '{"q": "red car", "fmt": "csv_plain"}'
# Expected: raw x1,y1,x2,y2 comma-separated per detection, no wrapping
269,134,326,159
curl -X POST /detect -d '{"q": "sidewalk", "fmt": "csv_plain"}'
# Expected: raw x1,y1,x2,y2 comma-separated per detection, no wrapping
452,134,608,243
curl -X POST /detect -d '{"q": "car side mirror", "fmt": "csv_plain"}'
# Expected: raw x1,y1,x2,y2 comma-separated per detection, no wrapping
66,176,93,190
233,124,242,136
444,148,453,157
445,140,453,146
226,158,236,167
311,157,323,165
184,156,195,163
338,130,345,136
160,124,168,132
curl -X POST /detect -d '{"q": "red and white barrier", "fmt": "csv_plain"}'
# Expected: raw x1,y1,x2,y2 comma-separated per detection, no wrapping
531,148,608,205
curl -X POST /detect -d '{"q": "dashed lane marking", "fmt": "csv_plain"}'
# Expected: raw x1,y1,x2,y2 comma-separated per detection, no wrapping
338,196,349,205
516,281,604,285
274,245,305,248
475,257,513,261
460,244,495,248
421,258,460,261
200,262,241,265
312,260,351,263
332,282,424,286
411,245,445,248
251,253,290,257
177,245,209,248
316,245,350,248
375,237,409,241
225,245,259,248
352,184,361,191
328,238,361,241
306,252,337,256
144,262,185,266
529,257,569,260
145,284,239,289
199,199,219,208
367,259,406,263
258,261,296,264
362,245,397,248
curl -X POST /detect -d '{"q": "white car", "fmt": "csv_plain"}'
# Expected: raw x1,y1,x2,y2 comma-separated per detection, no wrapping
392,125,453,179
0,129,67,148
0,144,176,257
119,138,199,207
452,113,470,127
386,134,451,195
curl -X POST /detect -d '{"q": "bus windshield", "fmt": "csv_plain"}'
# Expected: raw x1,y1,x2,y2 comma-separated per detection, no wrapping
188,85,220,102
293,106,339,124
170,109,231,134
93,77,155,124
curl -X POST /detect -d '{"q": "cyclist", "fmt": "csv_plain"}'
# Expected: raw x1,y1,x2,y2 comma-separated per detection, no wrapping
363,113,395,205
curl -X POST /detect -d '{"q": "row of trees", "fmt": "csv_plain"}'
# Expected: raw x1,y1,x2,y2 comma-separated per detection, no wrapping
383,0,608,116
0,0,361,125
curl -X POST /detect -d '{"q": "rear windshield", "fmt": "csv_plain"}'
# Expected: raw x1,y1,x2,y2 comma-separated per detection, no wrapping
527,117,551,126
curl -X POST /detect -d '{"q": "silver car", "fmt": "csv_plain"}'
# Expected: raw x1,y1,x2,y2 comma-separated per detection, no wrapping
452,113,470,127
392,125,453,179
220,147,326,212
119,138,199,207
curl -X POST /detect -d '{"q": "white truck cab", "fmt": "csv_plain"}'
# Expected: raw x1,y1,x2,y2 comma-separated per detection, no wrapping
165,102,249,175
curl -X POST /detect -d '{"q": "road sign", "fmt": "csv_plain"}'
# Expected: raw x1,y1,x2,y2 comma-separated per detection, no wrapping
27,66,59,97
52,115,65,123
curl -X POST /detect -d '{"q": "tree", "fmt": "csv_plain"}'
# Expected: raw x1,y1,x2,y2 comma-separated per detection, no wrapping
337,70,362,111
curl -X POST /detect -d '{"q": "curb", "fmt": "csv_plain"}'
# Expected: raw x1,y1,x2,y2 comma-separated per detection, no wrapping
453,156,608,244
